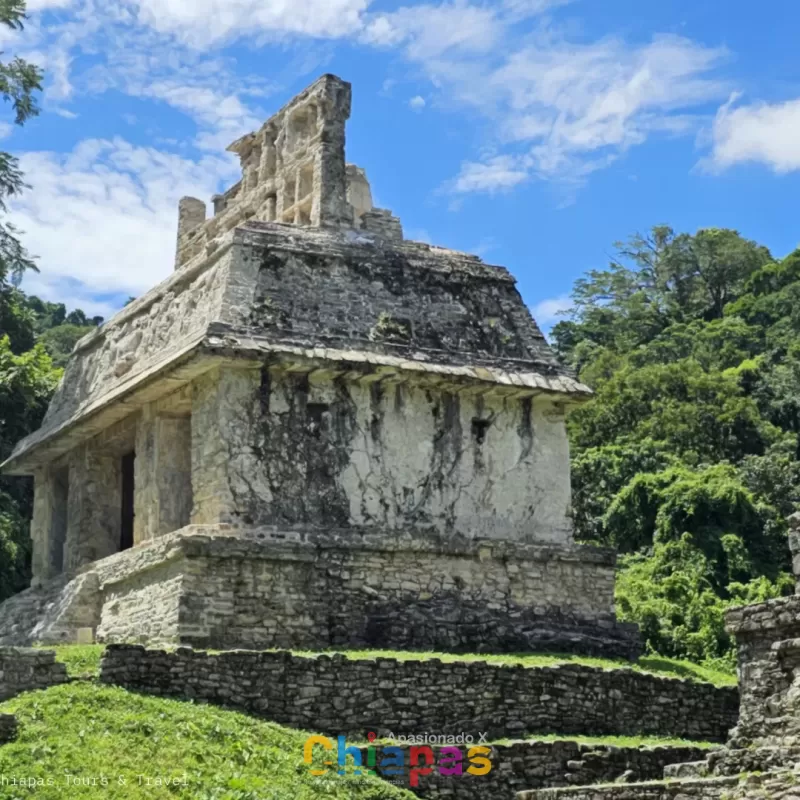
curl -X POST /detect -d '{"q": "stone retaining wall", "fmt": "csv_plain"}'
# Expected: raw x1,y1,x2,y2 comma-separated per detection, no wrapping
0,647,68,700
357,741,710,799
100,645,738,742
519,776,739,800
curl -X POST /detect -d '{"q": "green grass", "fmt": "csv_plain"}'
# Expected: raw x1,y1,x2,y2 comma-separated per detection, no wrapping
45,643,736,687
46,644,105,677
491,733,717,749
0,683,413,800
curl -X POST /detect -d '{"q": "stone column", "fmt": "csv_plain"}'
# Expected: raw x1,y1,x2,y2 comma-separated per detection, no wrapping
30,469,55,585
65,443,122,571
175,196,206,269
191,364,260,525
134,407,193,543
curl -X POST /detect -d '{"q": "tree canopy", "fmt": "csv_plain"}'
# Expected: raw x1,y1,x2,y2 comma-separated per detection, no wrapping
555,225,799,666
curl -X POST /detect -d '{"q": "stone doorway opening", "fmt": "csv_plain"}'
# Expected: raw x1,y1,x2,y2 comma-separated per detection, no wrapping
120,451,135,551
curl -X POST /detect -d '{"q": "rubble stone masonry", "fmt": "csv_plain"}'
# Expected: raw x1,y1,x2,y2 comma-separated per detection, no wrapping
100,645,738,743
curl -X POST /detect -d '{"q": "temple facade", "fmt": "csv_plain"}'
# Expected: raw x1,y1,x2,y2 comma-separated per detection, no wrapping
0,74,639,658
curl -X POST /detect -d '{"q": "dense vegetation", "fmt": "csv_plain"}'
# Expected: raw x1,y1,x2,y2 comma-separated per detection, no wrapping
554,226,800,668
0,292,102,601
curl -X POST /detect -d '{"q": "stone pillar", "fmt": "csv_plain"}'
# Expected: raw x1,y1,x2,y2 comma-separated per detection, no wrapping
65,444,122,571
175,197,206,269
191,364,260,525
346,164,373,224
788,511,800,591
311,76,351,228
30,469,55,585
134,407,193,542
313,142,349,227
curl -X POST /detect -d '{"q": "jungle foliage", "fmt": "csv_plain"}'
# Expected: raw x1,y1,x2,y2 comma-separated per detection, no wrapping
554,225,800,667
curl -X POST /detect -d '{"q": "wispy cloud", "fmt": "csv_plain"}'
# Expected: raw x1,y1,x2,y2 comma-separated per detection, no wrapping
364,1,728,192
11,138,236,308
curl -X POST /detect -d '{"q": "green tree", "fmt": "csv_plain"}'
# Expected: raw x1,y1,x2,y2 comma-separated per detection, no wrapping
0,336,59,598
560,227,797,666
0,0,45,599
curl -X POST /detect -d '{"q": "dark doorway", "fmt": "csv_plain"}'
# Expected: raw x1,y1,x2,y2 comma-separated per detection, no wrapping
50,466,69,574
120,451,135,551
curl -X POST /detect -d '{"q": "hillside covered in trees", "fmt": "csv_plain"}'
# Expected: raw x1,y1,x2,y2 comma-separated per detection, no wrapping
555,226,800,668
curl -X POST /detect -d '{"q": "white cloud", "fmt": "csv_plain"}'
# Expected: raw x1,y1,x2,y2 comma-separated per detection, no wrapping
409,95,426,111
11,138,236,307
127,0,373,47
451,155,529,193
706,93,800,173
26,0,76,9
533,294,571,327
131,80,264,151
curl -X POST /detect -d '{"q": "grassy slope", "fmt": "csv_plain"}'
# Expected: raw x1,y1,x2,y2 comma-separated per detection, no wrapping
0,683,413,800
283,649,736,687
47,644,736,687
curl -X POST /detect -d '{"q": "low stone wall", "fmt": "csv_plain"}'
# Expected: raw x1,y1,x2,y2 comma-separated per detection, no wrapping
100,645,738,742
0,647,68,700
519,776,739,800
0,714,16,744
356,741,710,799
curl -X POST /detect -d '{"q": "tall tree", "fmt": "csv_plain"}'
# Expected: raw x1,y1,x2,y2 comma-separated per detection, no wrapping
0,0,42,354
0,0,45,599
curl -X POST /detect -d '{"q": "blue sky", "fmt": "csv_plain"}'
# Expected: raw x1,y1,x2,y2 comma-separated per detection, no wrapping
4,0,800,332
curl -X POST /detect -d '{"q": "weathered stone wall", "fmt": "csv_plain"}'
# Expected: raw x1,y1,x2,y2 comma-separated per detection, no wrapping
724,594,800,747
358,741,710,800
249,237,547,366
96,558,185,644
174,531,635,656
521,777,739,800
6,241,232,476
0,526,638,656
194,363,575,543
100,645,737,742
0,648,67,700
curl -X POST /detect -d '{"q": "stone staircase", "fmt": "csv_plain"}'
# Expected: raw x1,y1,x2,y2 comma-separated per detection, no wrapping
0,572,100,645
514,530,800,800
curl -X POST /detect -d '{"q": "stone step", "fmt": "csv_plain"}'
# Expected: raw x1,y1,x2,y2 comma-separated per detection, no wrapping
356,739,711,799
516,775,739,800
662,759,709,778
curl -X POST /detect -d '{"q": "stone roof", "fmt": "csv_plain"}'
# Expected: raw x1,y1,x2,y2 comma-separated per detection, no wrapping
2,73,589,475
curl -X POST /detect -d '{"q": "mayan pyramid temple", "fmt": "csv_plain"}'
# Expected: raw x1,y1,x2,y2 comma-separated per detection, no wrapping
0,74,639,658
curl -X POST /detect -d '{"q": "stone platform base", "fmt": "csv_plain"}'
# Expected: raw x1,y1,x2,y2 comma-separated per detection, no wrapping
0,525,640,659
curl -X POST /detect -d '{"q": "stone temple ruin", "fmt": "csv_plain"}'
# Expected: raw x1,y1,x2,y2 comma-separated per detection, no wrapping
0,74,639,657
